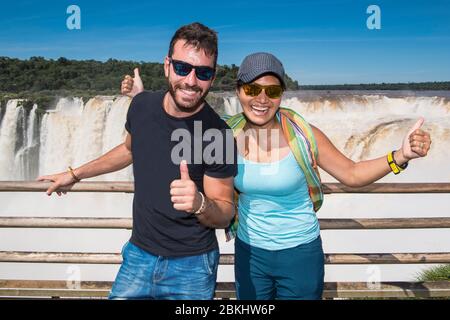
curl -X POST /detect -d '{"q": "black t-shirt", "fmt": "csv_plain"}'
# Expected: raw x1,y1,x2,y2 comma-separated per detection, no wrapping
125,91,237,257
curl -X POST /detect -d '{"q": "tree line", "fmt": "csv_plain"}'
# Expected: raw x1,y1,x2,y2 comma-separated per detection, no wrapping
1,56,448,112
0,56,299,94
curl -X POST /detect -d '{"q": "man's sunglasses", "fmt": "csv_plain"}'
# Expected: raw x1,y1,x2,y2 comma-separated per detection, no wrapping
169,58,215,81
242,83,284,99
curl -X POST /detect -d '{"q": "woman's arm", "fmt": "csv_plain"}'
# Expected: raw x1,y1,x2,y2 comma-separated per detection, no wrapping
312,118,431,187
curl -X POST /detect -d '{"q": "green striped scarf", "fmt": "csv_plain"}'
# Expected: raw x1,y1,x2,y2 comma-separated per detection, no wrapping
224,107,324,241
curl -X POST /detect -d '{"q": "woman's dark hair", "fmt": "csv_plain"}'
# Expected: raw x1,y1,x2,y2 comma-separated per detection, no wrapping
236,79,245,90
168,22,218,67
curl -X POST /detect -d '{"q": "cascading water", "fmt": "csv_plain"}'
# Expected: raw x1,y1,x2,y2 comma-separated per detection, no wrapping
0,100,20,180
2,93,448,181
0,96,134,181
14,104,40,180
0,92,449,283
223,92,450,182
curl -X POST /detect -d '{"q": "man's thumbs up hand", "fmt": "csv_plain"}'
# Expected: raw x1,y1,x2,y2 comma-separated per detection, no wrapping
121,67,144,98
180,160,191,180
170,160,202,213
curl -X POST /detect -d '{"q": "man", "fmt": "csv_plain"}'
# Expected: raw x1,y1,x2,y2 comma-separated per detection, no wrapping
38,22,237,300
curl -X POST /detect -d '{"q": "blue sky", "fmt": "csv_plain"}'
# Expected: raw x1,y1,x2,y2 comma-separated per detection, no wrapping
0,0,449,84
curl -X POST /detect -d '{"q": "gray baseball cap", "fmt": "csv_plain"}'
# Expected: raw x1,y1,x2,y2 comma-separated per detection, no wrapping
237,52,286,88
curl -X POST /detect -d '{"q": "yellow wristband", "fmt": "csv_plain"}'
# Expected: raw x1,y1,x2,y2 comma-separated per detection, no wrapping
387,151,401,175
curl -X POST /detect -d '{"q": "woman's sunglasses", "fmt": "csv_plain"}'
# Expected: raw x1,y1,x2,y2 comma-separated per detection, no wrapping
169,58,215,81
242,83,284,99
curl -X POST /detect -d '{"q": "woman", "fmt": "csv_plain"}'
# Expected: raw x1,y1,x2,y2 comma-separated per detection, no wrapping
121,52,432,300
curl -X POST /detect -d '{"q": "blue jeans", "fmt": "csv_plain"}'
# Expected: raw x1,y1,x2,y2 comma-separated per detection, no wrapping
235,236,325,300
109,241,220,300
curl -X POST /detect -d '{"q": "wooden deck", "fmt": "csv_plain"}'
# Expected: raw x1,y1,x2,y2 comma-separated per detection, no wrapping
0,181,449,299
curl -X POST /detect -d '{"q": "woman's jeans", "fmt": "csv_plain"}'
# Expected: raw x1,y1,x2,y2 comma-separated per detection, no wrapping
109,241,220,300
235,235,325,300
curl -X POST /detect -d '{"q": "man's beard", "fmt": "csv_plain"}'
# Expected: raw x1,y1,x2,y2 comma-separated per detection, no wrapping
167,80,209,113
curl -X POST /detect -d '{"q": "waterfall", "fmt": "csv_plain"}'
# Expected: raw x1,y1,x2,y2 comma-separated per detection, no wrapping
0,92,449,283
101,96,134,181
281,94,450,182
1,93,449,181
0,100,20,180
223,95,242,115
14,104,40,180
38,97,85,177
34,96,133,180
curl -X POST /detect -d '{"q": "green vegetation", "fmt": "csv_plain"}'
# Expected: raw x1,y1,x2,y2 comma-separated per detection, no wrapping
416,264,450,282
0,56,299,113
0,91,59,112
0,56,299,95
2,56,449,95
351,265,450,300
1,56,448,115
3,56,448,95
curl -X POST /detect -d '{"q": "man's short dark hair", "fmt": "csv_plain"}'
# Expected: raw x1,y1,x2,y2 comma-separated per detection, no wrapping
168,22,218,67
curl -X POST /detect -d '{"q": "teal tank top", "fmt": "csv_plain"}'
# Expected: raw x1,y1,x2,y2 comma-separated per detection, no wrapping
234,150,320,250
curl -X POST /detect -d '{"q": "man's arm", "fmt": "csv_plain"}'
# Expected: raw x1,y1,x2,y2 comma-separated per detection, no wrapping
196,175,235,229
37,133,133,195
